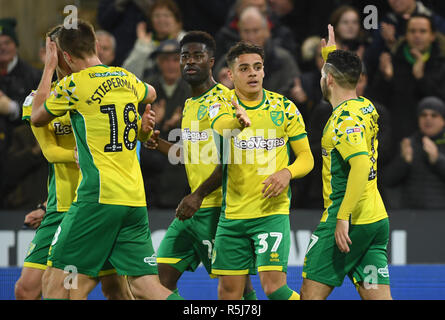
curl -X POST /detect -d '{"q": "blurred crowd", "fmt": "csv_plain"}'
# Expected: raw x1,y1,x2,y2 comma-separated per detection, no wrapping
1,0,445,211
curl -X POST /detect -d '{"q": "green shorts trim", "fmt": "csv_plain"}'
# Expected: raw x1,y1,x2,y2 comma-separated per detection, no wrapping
47,201,157,277
24,211,64,267
156,207,220,276
302,218,390,287
211,214,290,276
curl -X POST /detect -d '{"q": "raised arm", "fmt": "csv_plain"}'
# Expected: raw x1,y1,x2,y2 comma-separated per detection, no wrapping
31,37,57,127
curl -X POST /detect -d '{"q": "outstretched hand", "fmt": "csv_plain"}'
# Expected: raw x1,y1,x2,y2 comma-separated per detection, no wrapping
232,98,251,128
141,104,156,134
321,24,337,62
144,130,160,150
321,24,336,49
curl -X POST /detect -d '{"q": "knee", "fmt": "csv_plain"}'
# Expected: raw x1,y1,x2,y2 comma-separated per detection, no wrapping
218,278,244,300
15,277,41,300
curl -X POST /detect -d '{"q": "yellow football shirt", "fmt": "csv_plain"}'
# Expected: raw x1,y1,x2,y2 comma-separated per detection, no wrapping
22,85,79,212
182,83,230,208
44,65,149,206
320,97,388,225
210,89,307,219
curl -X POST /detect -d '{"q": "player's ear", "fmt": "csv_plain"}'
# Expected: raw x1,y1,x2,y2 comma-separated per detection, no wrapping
209,56,215,69
327,72,334,87
227,67,234,82
63,51,73,65
95,39,100,56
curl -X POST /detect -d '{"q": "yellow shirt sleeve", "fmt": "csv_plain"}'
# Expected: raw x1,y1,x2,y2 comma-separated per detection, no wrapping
31,125,76,163
286,137,314,179
336,154,369,220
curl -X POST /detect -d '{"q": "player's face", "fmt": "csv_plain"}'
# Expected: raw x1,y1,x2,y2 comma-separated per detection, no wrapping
418,109,445,137
406,17,435,52
229,53,264,96
180,42,214,86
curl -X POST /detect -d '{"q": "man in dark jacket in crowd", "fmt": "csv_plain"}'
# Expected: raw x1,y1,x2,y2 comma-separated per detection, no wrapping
371,13,445,148
0,18,41,208
383,96,445,209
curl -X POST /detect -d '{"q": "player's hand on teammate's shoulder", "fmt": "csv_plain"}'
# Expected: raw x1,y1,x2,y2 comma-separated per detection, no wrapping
144,130,160,150
232,98,251,128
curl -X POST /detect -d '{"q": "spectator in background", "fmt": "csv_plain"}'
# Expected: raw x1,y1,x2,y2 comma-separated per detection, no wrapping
214,5,299,95
122,0,186,80
383,96,445,209
143,39,191,137
288,38,324,120
364,0,445,81
3,125,48,210
329,5,369,59
371,13,445,148
139,39,190,209
214,0,297,62
0,18,41,208
96,30,116,66
97,0,151,66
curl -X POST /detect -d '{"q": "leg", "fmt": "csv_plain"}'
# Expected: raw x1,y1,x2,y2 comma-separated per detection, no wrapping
259,270,286,296
243,275,257,299
69,274,99,300
15,267,44,300
158,263,182,291
127,274,174,300
300,278,334,300
218,275,246,300
41,266,70,299
100,274,134,300
357,283,392,300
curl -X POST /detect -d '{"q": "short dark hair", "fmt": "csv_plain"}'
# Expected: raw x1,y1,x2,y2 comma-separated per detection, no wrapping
407,13,436,33
325,49,362,89
226,41,265,67
57,19,96,59
179,30,216,57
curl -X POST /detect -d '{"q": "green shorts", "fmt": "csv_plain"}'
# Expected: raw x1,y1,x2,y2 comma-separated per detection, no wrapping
24,210,115,276
302,218,390,287
47,201,157,277
212,214,291,276
24,211,65,271
156,207,220,276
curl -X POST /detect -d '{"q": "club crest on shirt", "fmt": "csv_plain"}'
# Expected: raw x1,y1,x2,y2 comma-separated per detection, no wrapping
270,110,284,126
197,105,208,120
